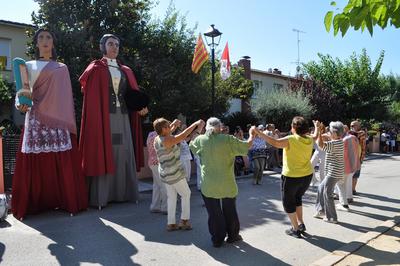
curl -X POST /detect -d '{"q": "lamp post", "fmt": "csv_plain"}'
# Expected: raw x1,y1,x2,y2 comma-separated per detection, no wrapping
204,24,222,116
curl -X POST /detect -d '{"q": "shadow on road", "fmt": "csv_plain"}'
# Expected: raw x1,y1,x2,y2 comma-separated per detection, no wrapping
351,200,400,213
204,240,291,266
21,211,140,266
0,242,4,263
301,232,346,252
15,176,291,266
338,227,400,266
356,192,400,205
364,153,400,162
350,209,393,222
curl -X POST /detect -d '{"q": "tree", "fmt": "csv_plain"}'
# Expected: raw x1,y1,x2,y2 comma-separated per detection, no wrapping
31,0,152,125
218,67,254,100
30,1,246,126
289,78,345,124
325,0,400,36
302,49,389,121
251,88,315,131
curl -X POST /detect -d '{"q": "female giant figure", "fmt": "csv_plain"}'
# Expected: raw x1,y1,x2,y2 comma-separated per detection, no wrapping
12,29,88,220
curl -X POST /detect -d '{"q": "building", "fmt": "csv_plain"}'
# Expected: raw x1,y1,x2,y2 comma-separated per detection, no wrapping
0,20,33,124
227,57,298,114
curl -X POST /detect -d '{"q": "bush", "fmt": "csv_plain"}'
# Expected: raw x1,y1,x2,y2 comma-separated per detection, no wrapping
251,89,315,131
368,130,378,137
0,75,14,103
222,111,259,133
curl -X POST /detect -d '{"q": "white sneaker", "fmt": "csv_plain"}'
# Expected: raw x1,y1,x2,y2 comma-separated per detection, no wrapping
313,211,325,219
336,204,350,212
323,217,338,224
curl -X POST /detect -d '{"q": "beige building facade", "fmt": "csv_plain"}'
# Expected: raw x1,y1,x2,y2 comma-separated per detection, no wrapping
0,20,33,124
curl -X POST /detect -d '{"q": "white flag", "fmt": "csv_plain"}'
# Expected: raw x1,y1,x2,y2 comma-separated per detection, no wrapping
220,42,231,80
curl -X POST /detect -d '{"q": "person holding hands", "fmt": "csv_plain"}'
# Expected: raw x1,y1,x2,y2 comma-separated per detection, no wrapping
153,118,205,231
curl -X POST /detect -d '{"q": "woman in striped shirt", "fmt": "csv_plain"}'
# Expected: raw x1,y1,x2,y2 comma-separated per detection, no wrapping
153,118,205,231
314,121,345,224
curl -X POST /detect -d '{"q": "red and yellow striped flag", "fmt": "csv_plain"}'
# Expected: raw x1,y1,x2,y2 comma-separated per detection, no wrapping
191,34,209,74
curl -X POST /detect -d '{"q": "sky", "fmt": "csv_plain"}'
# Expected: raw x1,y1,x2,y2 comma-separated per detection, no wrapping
1,0,399,76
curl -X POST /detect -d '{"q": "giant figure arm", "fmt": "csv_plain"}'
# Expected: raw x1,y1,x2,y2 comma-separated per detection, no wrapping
13,57,32,107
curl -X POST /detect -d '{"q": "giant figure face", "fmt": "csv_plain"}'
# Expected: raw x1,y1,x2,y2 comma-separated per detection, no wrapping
104,37,120,59
34,30,55,59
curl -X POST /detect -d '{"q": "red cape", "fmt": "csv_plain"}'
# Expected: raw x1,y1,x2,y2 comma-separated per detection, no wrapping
79,58,144,176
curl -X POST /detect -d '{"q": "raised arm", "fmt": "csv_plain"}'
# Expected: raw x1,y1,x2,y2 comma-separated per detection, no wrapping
314,121,326,150
246,126,257,147
255,128,289,149
163,119,205,149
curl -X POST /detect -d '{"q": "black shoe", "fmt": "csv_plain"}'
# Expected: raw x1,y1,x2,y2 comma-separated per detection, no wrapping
298,223,306,233
285,228,301,238
213,241,223,248
352,190,358,196
333,193,339,200
226,234,243,243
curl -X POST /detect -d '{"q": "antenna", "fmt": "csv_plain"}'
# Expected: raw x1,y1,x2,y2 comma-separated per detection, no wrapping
292,28,306,75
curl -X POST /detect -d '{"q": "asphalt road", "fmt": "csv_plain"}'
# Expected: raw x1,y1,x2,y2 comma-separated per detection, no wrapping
0,153,399,266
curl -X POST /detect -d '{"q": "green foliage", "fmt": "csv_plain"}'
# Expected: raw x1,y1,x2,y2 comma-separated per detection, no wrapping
0,75,14,103
388,101,400,122
218,67,254,100
303,49,389,121
325,0,400,36
30,1,243,124
222,111,259,133
368,130,378,136
31,0,152,124
251,88,315,131
289,78,345,125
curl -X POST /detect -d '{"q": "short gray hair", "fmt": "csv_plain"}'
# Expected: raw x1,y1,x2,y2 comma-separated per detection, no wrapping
329,121,344,137
205,117,222,136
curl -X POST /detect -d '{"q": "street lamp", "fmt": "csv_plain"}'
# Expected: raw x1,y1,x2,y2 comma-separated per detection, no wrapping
204,24,222,116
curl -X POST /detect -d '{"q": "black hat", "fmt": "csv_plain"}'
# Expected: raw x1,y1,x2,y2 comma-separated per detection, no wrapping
124,88,150,111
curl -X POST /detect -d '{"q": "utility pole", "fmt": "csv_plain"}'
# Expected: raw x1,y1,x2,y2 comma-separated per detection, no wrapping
292,28,306,75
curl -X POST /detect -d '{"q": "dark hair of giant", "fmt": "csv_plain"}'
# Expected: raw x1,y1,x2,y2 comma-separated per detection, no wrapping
291,116,309,136
99,34,120,55
33,29,57,60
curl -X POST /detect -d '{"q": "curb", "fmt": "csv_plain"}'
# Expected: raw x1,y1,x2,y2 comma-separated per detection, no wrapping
311,215,400,266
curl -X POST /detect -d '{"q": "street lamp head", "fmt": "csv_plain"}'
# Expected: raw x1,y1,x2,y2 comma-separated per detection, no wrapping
204,24,222,38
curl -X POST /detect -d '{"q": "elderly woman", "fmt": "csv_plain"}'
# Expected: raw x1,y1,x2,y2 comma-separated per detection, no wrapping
153,118,205,231
314,121,345,224
256,116,315,238
190,118,256,247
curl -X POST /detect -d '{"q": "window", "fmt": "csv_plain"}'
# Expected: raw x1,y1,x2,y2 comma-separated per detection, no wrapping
273,83,283,90
252,80,263,98
0,38,11,70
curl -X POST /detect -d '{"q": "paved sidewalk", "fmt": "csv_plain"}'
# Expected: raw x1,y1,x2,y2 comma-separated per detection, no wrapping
0,153,399,265
312,216,400,265
336,224,400,265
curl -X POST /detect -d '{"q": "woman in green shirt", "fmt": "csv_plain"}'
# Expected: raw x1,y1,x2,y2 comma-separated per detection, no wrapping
256,116,315,238
190,117,255,247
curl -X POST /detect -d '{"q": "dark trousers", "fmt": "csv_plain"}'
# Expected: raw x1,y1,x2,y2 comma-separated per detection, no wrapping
202,194,240,244
281,174,312,213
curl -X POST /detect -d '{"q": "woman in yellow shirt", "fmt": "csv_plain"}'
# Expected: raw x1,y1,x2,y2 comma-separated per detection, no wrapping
256,116,315,238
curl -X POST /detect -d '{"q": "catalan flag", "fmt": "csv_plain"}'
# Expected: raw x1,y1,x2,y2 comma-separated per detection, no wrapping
191,34,209,74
